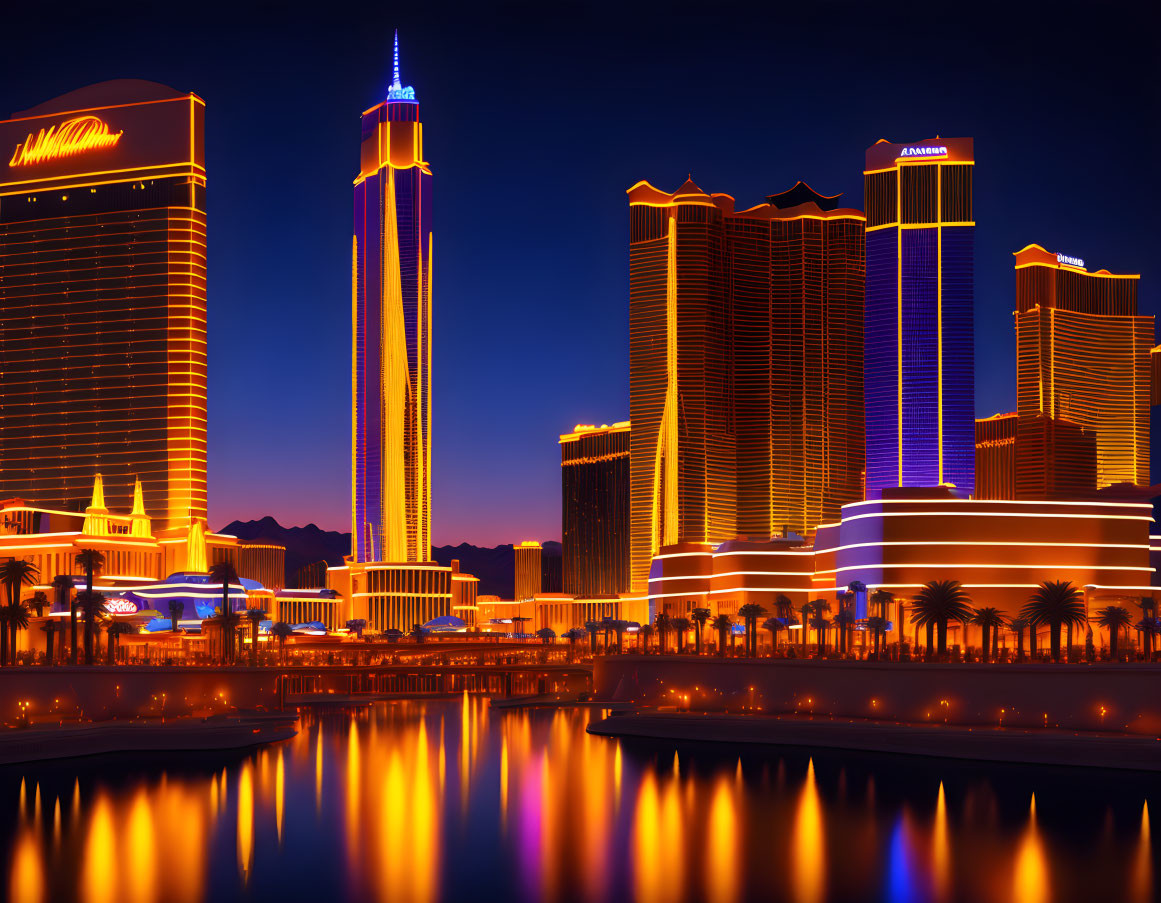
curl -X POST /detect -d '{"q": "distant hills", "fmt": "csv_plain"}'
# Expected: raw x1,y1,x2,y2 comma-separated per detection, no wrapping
219,515,560,596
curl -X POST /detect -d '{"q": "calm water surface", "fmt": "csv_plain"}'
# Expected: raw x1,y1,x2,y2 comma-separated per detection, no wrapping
1,698,1157,903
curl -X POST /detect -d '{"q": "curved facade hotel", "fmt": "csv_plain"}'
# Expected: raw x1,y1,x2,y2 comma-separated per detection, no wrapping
1014,243,1150,489
0,80,207,529
627,178,865,591
647,487,1155,630
352,33,432,564
864,137,974,496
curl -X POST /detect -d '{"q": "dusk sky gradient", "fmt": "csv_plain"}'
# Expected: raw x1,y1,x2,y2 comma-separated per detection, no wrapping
3,1,1158,544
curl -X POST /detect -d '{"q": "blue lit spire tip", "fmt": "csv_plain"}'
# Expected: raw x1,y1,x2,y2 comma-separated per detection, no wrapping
387,29,417,101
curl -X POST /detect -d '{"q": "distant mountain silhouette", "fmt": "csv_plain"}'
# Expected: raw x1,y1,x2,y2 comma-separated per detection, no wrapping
218,516,560,597
219,516,350,587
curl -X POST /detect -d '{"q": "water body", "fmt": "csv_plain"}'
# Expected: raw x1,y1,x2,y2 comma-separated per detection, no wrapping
1,699,1157,903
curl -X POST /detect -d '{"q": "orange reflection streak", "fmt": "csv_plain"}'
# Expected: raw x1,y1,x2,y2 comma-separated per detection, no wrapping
1012,794,1048,903
499,730,509,832
275,748,285,843
707,774,739,903
539,748,558,902
82,792,116,903
613,742,623,813
1132,800,1152,903
932,781,950,902
661,762,685,901
157,781,204,903
126,786,156,903
347,719,361,865
412,717,439,903
438,716,446,796
237,761,254,879
581,728,609,903
52,797,61,850
460,691,471,811
792,759,825,903
32,784,40,828
8,826,43,903
378,748,405,903
633,771,664,903
315,727,324,810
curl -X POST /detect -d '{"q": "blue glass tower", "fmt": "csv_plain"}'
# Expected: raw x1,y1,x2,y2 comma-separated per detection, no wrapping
352,32,433,563
863,137,974,496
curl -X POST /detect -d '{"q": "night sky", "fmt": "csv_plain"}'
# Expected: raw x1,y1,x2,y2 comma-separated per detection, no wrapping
3,1,1158,544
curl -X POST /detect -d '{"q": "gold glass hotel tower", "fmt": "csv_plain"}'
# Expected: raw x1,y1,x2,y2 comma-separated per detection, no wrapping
1014,244,1150,488
0,81,207,529
626,179,865,590
352,34,433,563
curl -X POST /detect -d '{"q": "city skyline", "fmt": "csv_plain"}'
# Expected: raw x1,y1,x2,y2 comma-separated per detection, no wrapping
1,3,1156,545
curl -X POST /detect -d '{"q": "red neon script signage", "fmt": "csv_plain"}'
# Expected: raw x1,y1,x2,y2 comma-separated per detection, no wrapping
9,115,123,167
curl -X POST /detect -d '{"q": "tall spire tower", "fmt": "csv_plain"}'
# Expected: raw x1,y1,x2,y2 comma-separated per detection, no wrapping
352,31,432,563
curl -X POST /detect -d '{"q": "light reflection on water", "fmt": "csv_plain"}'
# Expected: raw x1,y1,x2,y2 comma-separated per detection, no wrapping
1,697,1158,903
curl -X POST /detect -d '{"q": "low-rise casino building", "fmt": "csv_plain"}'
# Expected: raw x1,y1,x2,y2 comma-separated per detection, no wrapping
643,486,1156,647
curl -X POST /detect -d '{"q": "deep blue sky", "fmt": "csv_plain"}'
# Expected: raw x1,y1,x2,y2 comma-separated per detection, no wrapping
3,1,1158,543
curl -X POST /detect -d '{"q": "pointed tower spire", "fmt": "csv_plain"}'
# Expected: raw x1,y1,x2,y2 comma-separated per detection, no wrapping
129,477,152,538
386,29,417,101
81,474,109,536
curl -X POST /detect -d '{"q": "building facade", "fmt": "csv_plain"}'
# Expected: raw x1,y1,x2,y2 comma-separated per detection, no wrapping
863,138,975,496
976,411,1097,500
514,540,542,602
327,560,451,633
0,80,207,529
352,33,432,563
627,178,865,590
1014,243,1150,489
560,422,630,596
974,413,1017,500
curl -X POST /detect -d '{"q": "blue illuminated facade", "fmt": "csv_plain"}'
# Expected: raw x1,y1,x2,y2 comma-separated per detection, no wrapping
352,32,433,563
863,138,975,496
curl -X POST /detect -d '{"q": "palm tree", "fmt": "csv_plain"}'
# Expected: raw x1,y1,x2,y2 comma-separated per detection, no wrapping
1095,606,1132,660
910,581,972,659
167,599,185,634
76,590,107,665
834,607,856,656
1,559,39,666
73,550,104,665
1136,599,1158,659
737,603,768,657
809,612,831,656
247,609,266,666
799,600,817,656
535,627,556,645
41,621,58,665
1,599,30,665
345,618,367,639
970,607,1005,662
106,621,134,664
1135,617,1159,660
51,574,73,613
637,623,654,653
671,617,692,653
271,622,294,662
208,561,239,632
1007,617,1029,662
28,590,48,618
409,623,426,643
866,616,888,657
562,626,585,658
1020,581,1087,663
762,617,784,656
654,612,672,654
711,614,731,656
690,607,711,655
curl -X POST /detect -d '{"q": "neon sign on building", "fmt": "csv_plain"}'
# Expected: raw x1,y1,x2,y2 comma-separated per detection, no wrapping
8,115,123,167
104,598,140,615
1056,252,1085,268
897,145,948,159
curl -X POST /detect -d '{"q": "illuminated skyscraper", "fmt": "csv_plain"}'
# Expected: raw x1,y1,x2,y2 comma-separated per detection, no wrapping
1014,243,1150,488
0,80,206,529
560,422,630,596
732,182,865,539
352,32,432,563
626,178,864,589
975,410,1096,500
863,137,975,496
514,540,542,602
